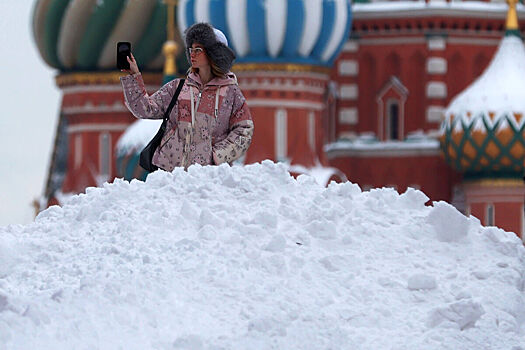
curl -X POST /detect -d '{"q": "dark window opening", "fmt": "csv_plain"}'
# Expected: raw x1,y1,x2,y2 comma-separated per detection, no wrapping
389,102,399,140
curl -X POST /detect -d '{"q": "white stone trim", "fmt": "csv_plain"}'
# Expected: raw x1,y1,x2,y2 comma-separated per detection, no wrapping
239,83,325,94
275,109,288,161
485,203,495,226
338,60,359,76
246,99,324,111
62,102,128,115
353,4,522,20
74,134,82,169
68,123,130,134
342,40,359,52
447,37,501,46
426,82,447,99
325,145,441,158
235,71,329,81
308,111,316,151
62,85,158,94
427,37,446,51
339,84,358,100
426,57,447,74
99,132,111,179
339,108,358,125
426,106,445,123
359,37,426,46
521,203,524,241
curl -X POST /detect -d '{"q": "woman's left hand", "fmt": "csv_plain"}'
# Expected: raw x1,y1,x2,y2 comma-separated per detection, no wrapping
121,53,140,75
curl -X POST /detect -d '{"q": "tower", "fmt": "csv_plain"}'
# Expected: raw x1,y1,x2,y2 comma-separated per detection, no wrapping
440,0,525,238
32,0,187,205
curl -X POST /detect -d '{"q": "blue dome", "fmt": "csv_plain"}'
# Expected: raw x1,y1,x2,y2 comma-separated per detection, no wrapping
177,0,352,66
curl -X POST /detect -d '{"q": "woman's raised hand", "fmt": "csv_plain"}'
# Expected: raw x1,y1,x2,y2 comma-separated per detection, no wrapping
122,53,140,75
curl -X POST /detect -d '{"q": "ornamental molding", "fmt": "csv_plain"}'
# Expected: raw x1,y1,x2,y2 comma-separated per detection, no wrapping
353,5,525,20
62,85,159,94
67,123,130,134
246,99,324,111
233,63,331,75
56,72,163,88
325,146,441,159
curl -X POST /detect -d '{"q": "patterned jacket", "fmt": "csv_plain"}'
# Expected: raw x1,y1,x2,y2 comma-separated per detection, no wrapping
121,71,254,171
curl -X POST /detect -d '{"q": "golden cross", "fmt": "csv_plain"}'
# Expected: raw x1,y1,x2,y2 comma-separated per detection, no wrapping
163,0,179,41
506,0,519,30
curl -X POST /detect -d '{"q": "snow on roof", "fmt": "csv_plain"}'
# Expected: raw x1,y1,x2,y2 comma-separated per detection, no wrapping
354,1,524,15
1,161,524,348
325,132,440,156
115,119,162,155
287,163,348,186
445,35,525,124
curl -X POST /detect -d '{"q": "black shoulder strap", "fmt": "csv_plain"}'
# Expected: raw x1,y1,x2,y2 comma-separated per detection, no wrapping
164,78,185,121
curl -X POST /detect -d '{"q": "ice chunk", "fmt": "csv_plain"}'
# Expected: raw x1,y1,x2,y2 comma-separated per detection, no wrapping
427,300,485,330
407,274,437,290
427,201,470,242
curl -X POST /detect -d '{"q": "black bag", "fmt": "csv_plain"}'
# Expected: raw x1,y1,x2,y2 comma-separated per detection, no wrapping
139,79,185,172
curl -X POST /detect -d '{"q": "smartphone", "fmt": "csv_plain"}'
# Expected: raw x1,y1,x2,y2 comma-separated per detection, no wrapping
117,42,131,70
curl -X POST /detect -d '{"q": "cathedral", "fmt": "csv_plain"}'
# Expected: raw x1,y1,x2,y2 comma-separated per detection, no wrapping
32,0,525,239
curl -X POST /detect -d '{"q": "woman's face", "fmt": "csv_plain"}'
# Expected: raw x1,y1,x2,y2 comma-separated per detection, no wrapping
189,43,210,70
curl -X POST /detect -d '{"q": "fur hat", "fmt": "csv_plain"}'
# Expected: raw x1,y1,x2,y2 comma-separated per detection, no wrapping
184,23,236,74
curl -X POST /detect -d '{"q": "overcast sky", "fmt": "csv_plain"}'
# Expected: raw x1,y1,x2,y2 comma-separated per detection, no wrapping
0,1,60,226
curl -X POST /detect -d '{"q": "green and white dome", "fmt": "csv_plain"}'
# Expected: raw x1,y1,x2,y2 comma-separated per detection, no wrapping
32,0,184,71
440,4,525,178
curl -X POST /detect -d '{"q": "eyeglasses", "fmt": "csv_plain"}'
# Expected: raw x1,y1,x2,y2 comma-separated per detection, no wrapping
188,47,204,56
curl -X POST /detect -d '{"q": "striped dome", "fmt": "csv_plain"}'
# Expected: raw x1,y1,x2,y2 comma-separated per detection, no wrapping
177,0,352,66
32,0,184,71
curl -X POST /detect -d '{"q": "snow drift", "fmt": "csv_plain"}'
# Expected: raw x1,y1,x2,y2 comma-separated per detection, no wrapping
0,161,524,349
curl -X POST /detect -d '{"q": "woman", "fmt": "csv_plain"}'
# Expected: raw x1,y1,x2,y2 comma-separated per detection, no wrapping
120,23,253,171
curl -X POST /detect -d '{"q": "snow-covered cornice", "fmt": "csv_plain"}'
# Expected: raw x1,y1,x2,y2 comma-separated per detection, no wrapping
353,1,525,19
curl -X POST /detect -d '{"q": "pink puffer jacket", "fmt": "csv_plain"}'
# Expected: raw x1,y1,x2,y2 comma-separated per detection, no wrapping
121,71,254,171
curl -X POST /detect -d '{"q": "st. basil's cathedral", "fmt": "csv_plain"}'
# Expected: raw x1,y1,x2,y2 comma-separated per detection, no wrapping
32,0,525,241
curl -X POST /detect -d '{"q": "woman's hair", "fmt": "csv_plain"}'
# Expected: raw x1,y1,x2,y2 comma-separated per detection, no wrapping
188,52,228,78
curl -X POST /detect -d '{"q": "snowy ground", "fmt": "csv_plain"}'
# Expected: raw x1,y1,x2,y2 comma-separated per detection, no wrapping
1,161,524,349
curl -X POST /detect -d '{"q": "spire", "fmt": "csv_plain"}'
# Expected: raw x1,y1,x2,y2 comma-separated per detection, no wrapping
163,0,179,83
505,0,521,37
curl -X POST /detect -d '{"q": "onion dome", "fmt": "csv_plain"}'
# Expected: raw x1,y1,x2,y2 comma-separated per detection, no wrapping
439,0,525,179
32,0,187,72
177,0,352,66
115,119,163,181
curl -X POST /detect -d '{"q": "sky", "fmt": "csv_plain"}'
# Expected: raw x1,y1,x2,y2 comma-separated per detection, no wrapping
0,1,60,226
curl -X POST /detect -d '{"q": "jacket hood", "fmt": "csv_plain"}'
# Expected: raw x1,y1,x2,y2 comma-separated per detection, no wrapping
186,71,237,88
184,23,236,74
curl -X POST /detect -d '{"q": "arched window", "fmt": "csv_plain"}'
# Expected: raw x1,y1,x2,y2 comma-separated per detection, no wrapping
387,100,400,140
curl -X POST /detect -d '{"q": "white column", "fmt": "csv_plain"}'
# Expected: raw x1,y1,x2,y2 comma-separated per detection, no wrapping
275,109,288,161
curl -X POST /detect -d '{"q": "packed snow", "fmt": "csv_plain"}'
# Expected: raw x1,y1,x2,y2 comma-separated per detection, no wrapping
0,161,524,349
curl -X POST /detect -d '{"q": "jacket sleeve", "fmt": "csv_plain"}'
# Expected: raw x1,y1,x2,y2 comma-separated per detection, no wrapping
213,87,254,165
120,73,179,120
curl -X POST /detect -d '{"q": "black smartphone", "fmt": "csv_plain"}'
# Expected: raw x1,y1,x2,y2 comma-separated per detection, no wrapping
117,42,131,70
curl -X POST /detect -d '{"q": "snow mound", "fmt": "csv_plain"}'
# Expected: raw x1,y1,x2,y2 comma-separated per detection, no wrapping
0,161,524,349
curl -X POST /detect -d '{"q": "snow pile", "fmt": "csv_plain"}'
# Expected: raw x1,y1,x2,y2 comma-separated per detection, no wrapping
1,161,524,349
